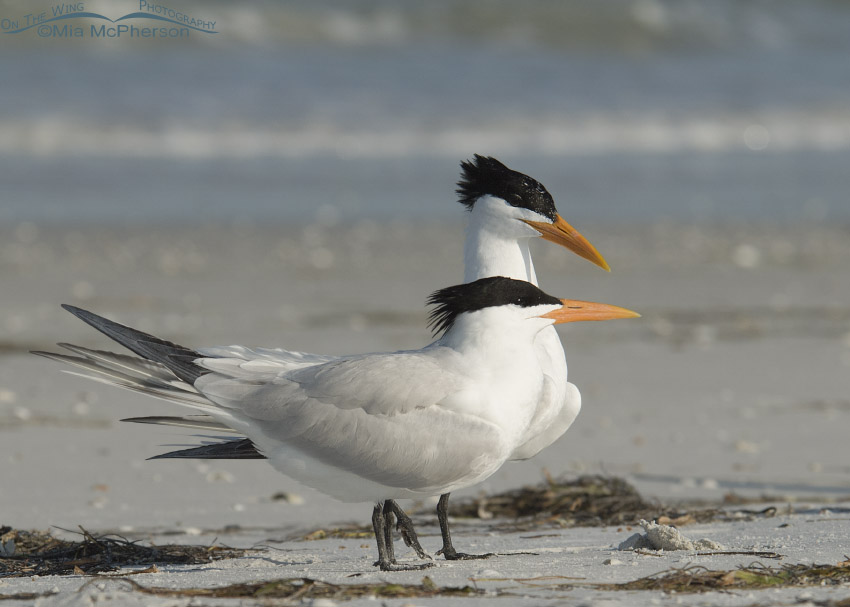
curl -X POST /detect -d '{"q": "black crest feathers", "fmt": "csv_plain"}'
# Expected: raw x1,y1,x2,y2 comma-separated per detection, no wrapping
456,155,557,221
427,276,561,336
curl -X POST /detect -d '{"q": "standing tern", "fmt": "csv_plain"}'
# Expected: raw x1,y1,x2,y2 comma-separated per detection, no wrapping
458,155,609,463
36,277,638,571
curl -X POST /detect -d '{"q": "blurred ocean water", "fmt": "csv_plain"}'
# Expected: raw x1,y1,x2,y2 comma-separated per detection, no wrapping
1,0,848,224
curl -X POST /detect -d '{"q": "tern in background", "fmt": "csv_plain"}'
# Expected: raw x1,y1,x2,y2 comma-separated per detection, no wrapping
36,277,637,571
457,155,609,463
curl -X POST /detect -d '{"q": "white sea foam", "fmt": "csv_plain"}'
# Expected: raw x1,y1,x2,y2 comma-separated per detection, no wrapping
5,110,850,160
50,0,850,52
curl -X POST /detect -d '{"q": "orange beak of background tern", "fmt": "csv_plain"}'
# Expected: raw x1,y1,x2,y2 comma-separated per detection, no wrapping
522,215,611,272
541,300,640,324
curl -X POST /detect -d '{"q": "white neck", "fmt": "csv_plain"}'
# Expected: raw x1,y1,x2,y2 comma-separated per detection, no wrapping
460,197,568,390
439,307,549,359
463,199,539,285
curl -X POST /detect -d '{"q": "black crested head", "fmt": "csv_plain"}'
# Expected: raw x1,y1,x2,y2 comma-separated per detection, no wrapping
456,155,557,221
427,276,561,336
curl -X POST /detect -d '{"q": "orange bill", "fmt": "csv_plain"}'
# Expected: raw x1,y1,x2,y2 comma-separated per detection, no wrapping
541,299,640,324
522,214,610,271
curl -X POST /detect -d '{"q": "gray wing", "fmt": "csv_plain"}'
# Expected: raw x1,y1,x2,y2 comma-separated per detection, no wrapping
193,348,503,491
197,345,337,373
196,347,471,419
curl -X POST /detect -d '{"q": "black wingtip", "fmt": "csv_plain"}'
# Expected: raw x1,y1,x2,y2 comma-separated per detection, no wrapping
121,416,201,425
61,303,120,332
146,438,266,460
30,349,71,361
59,304,207,385
61,303,90,319
30,350,77,364
122,417,161,424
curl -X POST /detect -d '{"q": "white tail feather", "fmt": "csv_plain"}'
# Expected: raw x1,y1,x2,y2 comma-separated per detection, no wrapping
58,344,193,389
60,370,217,412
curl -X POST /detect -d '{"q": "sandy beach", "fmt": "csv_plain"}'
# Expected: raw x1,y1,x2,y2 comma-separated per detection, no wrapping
3,1,850,602
2,219,849,605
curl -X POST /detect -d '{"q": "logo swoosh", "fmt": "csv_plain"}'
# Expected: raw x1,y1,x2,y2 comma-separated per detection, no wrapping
3,12,113,34
4,11,217,34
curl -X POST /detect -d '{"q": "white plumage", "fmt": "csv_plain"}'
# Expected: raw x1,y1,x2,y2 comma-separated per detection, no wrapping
36,156,624,571
191,306,556,502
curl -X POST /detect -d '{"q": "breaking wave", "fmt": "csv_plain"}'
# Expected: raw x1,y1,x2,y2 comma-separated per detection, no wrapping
5,110,849,159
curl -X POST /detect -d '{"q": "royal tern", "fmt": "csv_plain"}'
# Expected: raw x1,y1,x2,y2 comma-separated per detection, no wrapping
36,277,637,571
380,155,612,558
458,155,609,463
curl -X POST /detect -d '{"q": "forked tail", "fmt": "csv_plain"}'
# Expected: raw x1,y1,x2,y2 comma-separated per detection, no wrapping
33,305,266,461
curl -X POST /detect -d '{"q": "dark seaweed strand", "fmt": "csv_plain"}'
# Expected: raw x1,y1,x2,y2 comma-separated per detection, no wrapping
456,155,557,221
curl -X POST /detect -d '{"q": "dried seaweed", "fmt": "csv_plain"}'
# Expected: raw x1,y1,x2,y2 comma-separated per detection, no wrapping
303,526,374,541
469,561,850,595
0,526,248,577
293,476,669,540
295,476,775,540
98,575,484,600
449,474,708,527
594,561,850,593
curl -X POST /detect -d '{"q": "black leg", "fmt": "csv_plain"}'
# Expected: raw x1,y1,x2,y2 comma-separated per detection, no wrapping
372,502,391,568
384,499,431,561
371,502,434,571
435,493,494,561
382,500,396,563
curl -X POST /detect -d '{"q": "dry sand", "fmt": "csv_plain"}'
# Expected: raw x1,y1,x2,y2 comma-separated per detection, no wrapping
2,220,849,605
